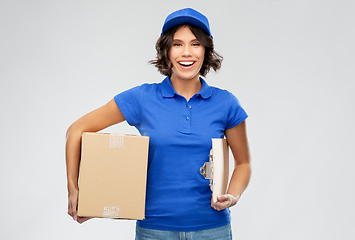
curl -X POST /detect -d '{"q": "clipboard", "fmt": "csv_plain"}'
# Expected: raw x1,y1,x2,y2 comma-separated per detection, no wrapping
200,138,229,203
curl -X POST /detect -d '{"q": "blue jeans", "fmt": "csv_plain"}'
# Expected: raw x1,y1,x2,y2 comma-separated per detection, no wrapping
135,224,232,240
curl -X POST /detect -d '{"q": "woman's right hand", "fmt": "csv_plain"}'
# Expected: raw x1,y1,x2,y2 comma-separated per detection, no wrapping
67,189,91,224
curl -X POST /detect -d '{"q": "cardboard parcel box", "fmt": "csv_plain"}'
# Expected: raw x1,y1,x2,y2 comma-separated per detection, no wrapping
77,132,149,220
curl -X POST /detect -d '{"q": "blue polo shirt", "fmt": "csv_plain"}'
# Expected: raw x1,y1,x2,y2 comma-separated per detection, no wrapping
114,77,248,231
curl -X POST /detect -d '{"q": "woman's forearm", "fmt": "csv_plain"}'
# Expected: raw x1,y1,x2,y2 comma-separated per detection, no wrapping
227,163,251,199
65,124,83,194
65,99,126,194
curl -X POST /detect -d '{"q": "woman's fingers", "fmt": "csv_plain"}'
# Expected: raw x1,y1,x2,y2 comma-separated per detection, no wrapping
68,190,79,220
211,194,238,211
77,216,92,224
68,190,92,223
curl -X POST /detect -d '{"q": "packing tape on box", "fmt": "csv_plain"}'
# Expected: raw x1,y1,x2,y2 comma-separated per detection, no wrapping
109,134,124,148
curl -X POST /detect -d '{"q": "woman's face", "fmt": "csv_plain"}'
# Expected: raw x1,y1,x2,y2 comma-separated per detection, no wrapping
169,26,205,82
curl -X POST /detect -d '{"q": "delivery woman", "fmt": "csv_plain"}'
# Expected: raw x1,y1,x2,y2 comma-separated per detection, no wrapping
66,8,251,240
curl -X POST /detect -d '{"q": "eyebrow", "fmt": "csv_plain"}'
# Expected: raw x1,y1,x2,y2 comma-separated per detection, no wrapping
172,38,199,42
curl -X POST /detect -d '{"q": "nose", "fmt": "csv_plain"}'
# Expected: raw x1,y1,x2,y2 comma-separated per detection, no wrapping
181,45,192,57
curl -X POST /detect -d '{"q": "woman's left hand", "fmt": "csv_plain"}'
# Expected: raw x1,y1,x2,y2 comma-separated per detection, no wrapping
211,194,239,211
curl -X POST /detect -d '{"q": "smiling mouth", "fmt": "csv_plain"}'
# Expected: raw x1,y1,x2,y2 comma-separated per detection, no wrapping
179,61,195,67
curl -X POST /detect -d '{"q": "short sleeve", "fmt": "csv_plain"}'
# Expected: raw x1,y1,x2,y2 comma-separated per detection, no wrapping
226,92,248,129
114,85,143,126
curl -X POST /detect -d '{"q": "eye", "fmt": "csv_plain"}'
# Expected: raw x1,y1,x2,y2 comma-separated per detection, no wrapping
173,43,182,46
192,42,201,47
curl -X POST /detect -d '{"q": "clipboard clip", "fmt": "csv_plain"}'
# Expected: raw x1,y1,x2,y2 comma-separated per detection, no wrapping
200,153,213,190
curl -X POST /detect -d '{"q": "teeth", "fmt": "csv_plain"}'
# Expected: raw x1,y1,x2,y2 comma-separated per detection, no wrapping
179,61,194,66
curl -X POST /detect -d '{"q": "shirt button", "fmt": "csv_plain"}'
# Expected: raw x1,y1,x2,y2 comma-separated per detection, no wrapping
186,117,190,120
188,105,192,109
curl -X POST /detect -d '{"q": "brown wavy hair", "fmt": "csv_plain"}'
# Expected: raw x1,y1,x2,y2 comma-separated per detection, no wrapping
149,24,223,77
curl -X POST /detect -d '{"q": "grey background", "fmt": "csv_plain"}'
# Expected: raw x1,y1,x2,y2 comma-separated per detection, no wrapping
1,0,354,239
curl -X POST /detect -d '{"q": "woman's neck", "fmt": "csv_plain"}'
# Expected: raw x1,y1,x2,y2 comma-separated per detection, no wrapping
170,75,202,102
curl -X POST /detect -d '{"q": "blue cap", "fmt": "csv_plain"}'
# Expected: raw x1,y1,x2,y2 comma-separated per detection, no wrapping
161,8,212,38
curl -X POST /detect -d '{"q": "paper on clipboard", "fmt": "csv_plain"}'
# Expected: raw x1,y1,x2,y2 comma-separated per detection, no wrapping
200,138,229,203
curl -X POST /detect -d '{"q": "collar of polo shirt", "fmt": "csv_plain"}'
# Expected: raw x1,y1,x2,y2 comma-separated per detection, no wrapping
161,77,212,99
